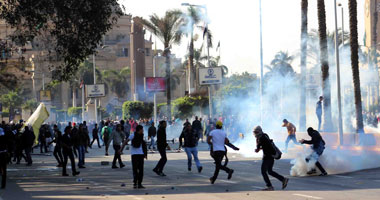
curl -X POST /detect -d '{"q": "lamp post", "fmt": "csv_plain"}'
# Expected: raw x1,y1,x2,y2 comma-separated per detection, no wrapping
334,0,344,145
259,0,264,126
93,45,109,123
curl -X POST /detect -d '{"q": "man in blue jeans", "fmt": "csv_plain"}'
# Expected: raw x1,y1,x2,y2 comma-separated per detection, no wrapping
179,124,202,172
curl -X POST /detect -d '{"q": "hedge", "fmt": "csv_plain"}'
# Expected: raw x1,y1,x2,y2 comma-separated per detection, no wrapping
67,107,82,117
122,101,153,120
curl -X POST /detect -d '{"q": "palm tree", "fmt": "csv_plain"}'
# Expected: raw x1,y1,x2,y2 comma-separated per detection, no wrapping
23,99,38,115
270,51,293,66
348,0,364,133
142,10,184,119
317,0,333,132
300,0,308,130
102,67,131,104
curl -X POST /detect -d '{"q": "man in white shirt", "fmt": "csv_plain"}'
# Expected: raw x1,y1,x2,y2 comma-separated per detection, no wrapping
207,121,234,184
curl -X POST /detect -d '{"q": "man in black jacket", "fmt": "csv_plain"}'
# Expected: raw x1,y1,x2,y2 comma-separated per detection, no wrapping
148,122,156,150
22,126,35,166
180,124,202,172
153,121,170,176
192,116,203,143
52,125,63,167
0,126,9,188
90,124,101,148
300,127,328,176
254,126,288,191
61,126,80,176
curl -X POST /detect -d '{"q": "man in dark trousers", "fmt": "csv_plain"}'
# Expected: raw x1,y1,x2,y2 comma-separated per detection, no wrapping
207,121,235,184
52,124,63,167
153,121,170,176
0,126,9,188
108,124,125,169
61,126,80,176
192,116,203,143
316,96,323,131
90,124,101,148
300,127,328,176
148,122,156,150
254,126,289,191
22,126,35,166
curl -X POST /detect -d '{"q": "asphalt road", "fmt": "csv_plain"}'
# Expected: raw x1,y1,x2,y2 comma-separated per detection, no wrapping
1,143,380,200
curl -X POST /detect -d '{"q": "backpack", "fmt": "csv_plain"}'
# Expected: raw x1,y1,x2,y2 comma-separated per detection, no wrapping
264,134,282,160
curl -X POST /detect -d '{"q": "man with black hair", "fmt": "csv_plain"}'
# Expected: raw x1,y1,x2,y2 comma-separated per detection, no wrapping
153,121,170,176
52,125,63,167
300,127,328,176
0,125,9,188
61,126,80,177
22,126,35,166
180,124,202,173
254,126,288,191
90,124,101,148
282,119,299,152
102,122,112,156
207,121,236,184
108,124,125,169
148,122,157,150
192,116,203,143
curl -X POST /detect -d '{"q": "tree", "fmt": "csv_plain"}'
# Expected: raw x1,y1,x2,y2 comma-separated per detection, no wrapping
22,99,39,115
122,101,153,120
1,90,23,121
0,0,123,81
142,10,184,120
348,0,364,133
317,0,333,131
102,67,131,104
300,0,308,130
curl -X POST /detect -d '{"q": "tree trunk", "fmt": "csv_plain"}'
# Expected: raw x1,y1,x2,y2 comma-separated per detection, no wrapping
348,0,364,133
165,49,172,120
299,0,308,130
317,0,334,132
189,31,195,95
372,0,379,106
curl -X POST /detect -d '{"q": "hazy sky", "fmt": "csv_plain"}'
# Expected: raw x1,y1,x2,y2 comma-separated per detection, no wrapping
119,0,365,75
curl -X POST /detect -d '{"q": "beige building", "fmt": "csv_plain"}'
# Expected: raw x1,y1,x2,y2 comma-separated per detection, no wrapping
1,14,186,122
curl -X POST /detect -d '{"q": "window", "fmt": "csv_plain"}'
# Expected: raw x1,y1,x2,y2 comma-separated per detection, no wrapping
145,48,150,56
122,48,128,57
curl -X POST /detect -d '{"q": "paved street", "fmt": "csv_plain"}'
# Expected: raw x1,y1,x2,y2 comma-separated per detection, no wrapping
1,143,380,200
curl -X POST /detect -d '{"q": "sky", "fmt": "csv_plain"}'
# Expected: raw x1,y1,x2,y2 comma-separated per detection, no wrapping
119,0,365,76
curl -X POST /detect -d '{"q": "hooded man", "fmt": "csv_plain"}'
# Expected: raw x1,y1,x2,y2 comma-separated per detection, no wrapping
300,127,328,176
254,126,288,191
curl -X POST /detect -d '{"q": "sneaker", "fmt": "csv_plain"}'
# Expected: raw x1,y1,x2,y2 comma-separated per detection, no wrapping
209,177,216,184
159,172,167,177
188,168,191,172
282,178,289,189
227,169,234,180
307,169,317,175
262,186,274,191
198,166,203,173
153,169,160,176
120,164,125,168
319,172,328,176
105,153,109,156
112,165,118,169
138,184,145,189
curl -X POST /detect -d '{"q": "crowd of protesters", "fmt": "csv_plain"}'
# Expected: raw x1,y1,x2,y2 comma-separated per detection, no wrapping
0,112,332,191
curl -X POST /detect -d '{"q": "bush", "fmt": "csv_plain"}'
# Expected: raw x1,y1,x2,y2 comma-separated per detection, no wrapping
122,101,153,120
172,96,208,119
67,107,82,117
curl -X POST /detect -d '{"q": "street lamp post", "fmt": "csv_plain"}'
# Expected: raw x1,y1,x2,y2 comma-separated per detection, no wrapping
334,0,344,145
93,54,97,123
259,0,264,126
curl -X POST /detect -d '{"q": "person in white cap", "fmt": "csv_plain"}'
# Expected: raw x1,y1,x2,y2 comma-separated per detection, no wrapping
254,126,289,191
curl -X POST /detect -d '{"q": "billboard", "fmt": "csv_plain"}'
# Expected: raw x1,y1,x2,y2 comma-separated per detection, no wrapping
86,84,105,98
40,90,51,101
145,77,166,92
199,67,223,85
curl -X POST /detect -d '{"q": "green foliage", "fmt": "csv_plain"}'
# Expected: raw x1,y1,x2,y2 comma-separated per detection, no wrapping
67,107,82,117
1,91,23,111
22,99,39,114
171,96,208,119
122,101,153,120
98,107,109,120
102,67,130,101
0,0,123,81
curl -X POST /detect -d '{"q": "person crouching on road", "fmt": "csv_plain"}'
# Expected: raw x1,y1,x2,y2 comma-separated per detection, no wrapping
254,126,288,191
299,127,328,176
207,121,236,184
108,124,126,169
121,125,147,189
179,124,203,173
